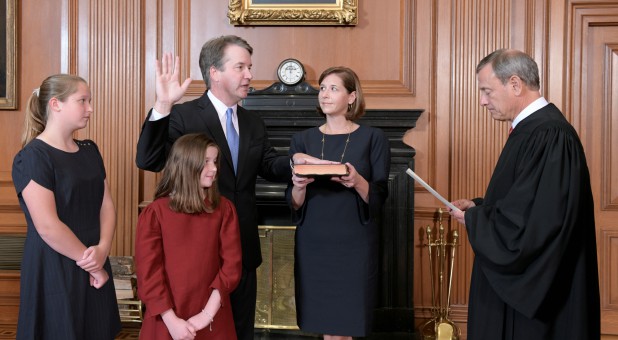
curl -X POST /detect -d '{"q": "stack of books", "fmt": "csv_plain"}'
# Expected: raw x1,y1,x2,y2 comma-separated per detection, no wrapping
110,256,137,300
110,256,143,322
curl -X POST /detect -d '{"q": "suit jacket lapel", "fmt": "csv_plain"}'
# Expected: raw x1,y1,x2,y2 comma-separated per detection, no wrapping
197,95,236,175
236,105,252,179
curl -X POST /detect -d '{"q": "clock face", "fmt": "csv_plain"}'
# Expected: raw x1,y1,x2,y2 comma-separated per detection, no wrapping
277,59,304,86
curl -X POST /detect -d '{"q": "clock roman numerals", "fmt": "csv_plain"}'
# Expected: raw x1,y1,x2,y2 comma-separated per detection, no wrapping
277,58,305,86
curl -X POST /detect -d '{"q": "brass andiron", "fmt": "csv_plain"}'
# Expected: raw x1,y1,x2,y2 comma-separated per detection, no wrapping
420,208,460,340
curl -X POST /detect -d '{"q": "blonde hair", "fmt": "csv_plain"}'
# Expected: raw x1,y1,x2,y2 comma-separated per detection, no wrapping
22,74,88,147
154,133,221,213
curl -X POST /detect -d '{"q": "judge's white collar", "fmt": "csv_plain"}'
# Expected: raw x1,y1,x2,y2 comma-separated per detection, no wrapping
512,97,548,129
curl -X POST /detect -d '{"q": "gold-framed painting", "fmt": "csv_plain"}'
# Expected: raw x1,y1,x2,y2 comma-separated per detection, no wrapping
0,0,17,110
228,0,358,26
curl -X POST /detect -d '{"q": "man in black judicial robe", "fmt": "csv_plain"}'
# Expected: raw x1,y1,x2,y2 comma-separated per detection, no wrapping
450,49,600,339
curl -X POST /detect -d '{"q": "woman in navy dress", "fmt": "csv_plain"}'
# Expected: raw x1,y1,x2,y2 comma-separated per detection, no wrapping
12,74,121,339
287,67,390,339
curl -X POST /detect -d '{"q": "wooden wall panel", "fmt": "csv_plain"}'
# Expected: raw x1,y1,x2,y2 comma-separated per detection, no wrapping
610,48,618,210
0,0,64,219
0,272,19,325
160,0,416,105
0,0,65,325
0,172,23,235
140,0,427,204
568,3,618,333
448,0,513,311
596,43,618,211
601,230,618,306
74,0,144,255
601,229,618,333
1,0,617,337
0,3,63,172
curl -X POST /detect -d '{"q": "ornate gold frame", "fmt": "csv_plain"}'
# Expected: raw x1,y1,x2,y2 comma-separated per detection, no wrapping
228,0,357,26
0,0,17,110
0,0,17,109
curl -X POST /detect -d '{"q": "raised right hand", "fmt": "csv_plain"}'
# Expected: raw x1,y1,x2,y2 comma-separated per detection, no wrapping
154,52,192,115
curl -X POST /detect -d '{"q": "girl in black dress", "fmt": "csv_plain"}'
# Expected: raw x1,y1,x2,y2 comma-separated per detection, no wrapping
12,74,121,339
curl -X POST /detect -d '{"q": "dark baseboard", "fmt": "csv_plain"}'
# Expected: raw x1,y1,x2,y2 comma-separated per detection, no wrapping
373,308,417,334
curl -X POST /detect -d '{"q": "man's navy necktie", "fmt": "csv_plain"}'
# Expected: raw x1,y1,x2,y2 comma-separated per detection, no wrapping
226,108,239,173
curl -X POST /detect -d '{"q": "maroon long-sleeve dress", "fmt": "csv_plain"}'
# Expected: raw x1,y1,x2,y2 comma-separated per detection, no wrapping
136,196,242,340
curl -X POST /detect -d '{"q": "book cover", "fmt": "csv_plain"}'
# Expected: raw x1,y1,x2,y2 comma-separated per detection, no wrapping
115,288,136,299
113,277,136,290
294,164,349,177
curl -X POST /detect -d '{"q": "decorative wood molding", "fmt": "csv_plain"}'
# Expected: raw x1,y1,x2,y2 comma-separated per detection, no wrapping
0,0,18,110
0,270,20,325
566,18,618,336
60,0,79,74
0,212,26,234
601,228,618,334
600,228,618,309
0,172,23,232
183,1,415,98
187,79,415,99
602,44,618,210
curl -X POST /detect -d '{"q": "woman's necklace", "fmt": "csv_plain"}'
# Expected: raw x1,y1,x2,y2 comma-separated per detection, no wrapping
321,124,352,162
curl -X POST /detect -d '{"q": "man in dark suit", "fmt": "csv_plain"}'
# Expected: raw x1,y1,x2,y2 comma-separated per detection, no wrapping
136,35,291,340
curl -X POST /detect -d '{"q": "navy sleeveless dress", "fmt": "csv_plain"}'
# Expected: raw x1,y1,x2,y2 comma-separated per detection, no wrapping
287,125,390,337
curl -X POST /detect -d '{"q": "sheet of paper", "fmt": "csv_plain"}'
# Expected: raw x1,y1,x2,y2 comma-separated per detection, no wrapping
406,168,461,213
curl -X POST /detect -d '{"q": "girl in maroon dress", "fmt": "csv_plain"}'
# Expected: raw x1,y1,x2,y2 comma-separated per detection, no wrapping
136,133,242,340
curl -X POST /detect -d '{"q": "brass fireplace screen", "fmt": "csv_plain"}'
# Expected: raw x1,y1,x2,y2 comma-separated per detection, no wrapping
255,226,298,329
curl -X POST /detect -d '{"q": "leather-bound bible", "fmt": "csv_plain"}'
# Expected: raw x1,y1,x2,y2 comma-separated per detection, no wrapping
294,164,349,177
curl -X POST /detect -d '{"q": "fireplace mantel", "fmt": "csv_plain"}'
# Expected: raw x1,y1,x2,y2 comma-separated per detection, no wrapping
243,82,422,333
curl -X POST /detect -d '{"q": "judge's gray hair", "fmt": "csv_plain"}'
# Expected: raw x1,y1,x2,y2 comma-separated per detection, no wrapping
477,49,540,91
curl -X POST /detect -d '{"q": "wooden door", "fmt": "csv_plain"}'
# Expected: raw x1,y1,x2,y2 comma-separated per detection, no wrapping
571,8,618,334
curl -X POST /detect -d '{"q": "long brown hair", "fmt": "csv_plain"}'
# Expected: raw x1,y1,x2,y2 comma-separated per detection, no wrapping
154,134,221,213
22,74,88,147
